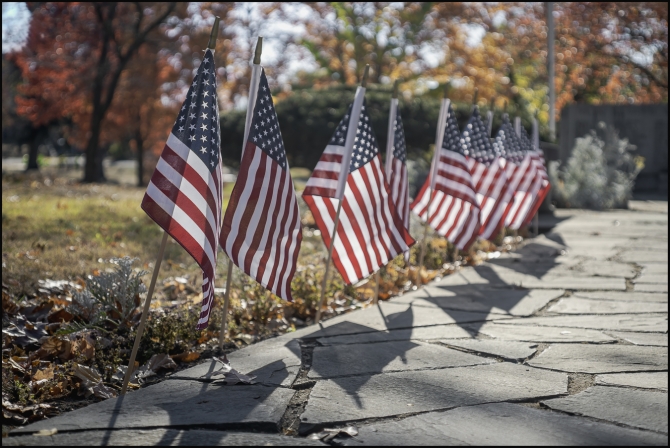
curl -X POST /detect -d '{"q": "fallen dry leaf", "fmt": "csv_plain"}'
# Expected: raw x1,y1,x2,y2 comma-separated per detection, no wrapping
171,352,200,363
200,355,256,385
71,363,116,399
34,428,58,436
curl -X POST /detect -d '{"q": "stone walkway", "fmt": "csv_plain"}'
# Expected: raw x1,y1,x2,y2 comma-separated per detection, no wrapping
6,200,668,446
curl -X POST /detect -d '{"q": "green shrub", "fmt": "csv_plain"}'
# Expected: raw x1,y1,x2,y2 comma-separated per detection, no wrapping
550,122,645,210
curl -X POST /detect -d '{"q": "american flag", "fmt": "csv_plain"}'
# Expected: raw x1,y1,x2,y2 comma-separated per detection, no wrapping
461,108,513,242
385,104,410,261
410,101,481,250
519,119,550,225
220,69,302,302
303,98,414,285
141,49,223,330
493,116,539,230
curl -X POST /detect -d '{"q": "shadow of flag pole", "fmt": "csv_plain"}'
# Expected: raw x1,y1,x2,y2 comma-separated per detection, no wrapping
121,17,221,395
315,65,370,324
218,35,263,350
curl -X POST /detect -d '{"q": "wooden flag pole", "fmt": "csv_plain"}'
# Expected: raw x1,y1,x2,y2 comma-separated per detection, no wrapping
315,65,370,324
122,17,222,396
373,271,381,305
531,112,541,238
121,231,169,395
218,35,262,348
418,83,449,285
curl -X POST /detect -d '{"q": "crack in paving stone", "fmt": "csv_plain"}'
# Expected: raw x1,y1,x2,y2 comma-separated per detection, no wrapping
280,340,318,436
567,373,596,395
522,343,550,363
298,392,575,437
430,341,515,364
532,290,573,317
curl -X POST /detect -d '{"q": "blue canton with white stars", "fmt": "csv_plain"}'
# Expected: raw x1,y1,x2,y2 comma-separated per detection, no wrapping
393,112,407,163
329,101,379,173
492,116,525,163
248,69,287,168
459,107,495,164
441,103,462,154
172,49,220,171
518,125,534,153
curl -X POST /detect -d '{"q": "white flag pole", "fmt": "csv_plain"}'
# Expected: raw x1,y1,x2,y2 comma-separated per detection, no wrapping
218,36,263,350
418,84,450,283
122,18,222,394
315,65,370,324
374,80,401,305
532,114,540,237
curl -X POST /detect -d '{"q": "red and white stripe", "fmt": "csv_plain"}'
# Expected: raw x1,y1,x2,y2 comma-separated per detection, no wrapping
220,142,302,301
388,157,410,239
303,149,414,285
411,149,481,250
141,133,224,329
468,156,513,241
503,155,540,230
521,118,550,225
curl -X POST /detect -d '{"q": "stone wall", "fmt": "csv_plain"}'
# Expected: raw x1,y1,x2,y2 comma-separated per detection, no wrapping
560,104,668,192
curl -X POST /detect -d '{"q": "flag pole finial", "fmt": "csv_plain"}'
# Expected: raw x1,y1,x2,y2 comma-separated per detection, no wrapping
473,88,479,107
253,36,263,65
361,65,370,87
207,16,220,50
392,79,400,99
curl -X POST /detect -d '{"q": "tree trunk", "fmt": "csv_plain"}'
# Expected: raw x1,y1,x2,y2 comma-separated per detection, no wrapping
26,136,39,171
136,126,145,187
83,106,105,182
25,126,46,171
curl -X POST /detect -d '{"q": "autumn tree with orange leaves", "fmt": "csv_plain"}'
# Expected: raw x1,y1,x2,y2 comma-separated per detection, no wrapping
11,2,180,182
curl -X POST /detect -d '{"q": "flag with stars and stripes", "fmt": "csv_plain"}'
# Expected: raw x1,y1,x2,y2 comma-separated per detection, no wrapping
386,107,411,261
520,120,550,225
411,101,481,250
303,99,414,285
461,108,514,242
493,116,539,230
141,49,224,330
220,69,302,302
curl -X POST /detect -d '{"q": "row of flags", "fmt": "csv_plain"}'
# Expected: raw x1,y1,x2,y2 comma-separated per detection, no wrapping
142,52,549,330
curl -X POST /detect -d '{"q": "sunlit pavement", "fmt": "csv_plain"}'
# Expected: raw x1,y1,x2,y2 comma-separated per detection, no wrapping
6,199,668,446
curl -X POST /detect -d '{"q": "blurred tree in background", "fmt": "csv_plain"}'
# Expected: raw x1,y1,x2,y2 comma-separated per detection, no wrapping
2,2,667,181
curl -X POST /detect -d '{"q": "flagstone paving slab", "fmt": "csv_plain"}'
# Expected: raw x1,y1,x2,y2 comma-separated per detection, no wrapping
635,283,668,293
619,251,668,264
640,263,669,274
636,274,669,284
543,386,668,434
291,303,513,340
527,344,668,373
338,403,668,446
596,372,668,391
471,322,617,343
309,341,493,379
173,339,301,387
496,313,669,332
316,324,474,346
489,259,638,279
12,381,294,435
300,363,567,427
573,291,668,302
608,331,668,346
3,429,325,446
437,268,628,290
548,297,668,314
394,286,563,317
438,339,538,360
